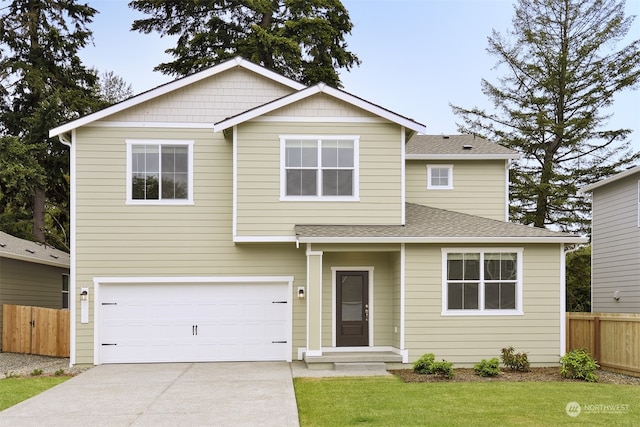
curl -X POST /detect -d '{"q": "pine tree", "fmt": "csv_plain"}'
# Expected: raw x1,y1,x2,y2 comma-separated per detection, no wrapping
129,0,361,87
0,0,101,248
452,0,640,233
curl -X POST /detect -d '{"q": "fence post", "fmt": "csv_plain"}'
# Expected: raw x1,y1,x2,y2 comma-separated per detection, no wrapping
594,315,601,362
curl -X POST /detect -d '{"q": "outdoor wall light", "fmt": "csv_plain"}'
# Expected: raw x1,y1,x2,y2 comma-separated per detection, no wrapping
80,288,89,324
298,287,305,300
80,289,89,301
613,290,621,301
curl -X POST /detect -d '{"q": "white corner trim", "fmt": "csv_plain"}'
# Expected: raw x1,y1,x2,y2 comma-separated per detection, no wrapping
560,243,567,356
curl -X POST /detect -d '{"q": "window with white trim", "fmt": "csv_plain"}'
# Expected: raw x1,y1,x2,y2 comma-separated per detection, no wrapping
126,140,194,204
427,164,453,189
281,137,359,199
442,249,522,315
62,274,69,309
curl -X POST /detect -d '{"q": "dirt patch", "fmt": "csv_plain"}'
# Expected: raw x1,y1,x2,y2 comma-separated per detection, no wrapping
390,367,640,385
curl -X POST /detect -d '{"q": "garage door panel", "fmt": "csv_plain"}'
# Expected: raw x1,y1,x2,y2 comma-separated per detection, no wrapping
98,282,290,364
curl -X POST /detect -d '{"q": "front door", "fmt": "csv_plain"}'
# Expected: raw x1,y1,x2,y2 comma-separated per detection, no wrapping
336,271,369,346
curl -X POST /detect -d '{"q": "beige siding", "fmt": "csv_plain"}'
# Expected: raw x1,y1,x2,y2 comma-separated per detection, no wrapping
74,126,308,364
404,243,562,366
266,93,378,118
591,175,640,312
405,160,507,220
0,258,67,349
319,251,396,348
236,121,403,236
106,67,295,124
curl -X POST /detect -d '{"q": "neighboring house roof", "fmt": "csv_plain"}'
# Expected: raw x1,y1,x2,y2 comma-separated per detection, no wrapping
578,166,640,194
0,232,70,269
49,57,307,138
213,83,426,134
295,203,586,244
406,134,520,160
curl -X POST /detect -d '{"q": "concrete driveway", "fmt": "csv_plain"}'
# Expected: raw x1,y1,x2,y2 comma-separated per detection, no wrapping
0,362,299,427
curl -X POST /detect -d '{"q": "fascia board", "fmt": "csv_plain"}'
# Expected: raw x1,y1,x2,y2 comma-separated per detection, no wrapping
578,167,640,194
297,236,589,244
405,154,521,160
49,57,306,138
0,252,70,269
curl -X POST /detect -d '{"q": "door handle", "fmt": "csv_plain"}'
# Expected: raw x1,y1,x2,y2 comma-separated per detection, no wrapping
365,304,369,322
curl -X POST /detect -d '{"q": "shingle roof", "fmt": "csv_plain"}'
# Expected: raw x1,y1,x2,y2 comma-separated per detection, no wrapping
295,203,585,243
0,231,70,269
406,135,520,159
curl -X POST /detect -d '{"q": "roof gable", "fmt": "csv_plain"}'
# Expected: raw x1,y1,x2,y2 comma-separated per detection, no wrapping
213,83,426,134
579,166,640,194
49,57,306,138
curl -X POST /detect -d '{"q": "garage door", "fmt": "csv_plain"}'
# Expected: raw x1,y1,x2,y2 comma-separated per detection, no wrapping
97,282,290,364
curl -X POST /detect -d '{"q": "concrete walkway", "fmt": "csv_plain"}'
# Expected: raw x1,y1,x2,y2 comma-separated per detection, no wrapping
0,362,299,427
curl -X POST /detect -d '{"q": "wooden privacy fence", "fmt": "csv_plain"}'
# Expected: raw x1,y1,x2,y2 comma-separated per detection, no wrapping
566,312,640,378
2,305,70,357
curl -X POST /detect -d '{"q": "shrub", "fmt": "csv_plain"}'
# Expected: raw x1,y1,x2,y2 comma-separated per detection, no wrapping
412,353,435,374
54,369,65,376
431,360,454,379
474,358,501,377
501,346,530,372
560,348,599,382
30,368,43,376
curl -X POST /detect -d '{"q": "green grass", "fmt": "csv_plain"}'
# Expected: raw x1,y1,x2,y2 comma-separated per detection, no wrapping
0,376,70,411
294,376,640,426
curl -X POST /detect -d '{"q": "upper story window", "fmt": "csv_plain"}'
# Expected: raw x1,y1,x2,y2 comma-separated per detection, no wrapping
281,136,359,200
126,140,194,205
442,249,523,316
427,164,453,189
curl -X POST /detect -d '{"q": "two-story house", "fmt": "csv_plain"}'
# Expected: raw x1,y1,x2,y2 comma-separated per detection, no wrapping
579,166,640,313
50,57,585,368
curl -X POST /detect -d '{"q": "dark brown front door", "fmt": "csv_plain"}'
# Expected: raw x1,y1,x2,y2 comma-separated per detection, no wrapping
336,271,369,347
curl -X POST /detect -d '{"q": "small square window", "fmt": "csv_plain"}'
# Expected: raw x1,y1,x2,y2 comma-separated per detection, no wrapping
427,165,453,189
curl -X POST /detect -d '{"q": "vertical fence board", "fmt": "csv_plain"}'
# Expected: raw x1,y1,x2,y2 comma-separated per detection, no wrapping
2,305,32,354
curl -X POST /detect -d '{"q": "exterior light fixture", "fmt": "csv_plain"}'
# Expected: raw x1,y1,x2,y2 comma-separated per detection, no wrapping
298,287,305,299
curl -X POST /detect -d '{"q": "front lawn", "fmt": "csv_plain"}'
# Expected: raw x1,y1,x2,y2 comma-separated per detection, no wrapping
294,376,639,426
0,376,70,411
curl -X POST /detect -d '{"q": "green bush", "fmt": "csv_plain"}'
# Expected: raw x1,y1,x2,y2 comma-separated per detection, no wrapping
474,357,501,377
431,360,454,379
412,353,435,374
501,346,530,372
30,369,43,376
560,348,599,382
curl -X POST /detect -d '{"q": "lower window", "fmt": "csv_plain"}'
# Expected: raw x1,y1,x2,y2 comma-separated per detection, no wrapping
442,249,522,315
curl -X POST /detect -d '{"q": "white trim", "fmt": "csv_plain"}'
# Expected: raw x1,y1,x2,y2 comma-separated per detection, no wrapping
85,121,216,129
125,139,195,205
406,154,520,160
92,275,294,365
560,244,567,356
69,129,77,367
401,127,406,225
306,247,323,356
321,346,395,353
637,181,640,227
440,248,525,316
331,266,374,348
233,126,238,239
505,160,510,221
50,57,305,137
400,243,406,351
214,83,426,134
298,236,588,244
427,164,454,190
579,166,640,194
233,235,297,243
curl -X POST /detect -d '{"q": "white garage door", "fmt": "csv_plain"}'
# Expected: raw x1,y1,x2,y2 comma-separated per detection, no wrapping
97,282,290,364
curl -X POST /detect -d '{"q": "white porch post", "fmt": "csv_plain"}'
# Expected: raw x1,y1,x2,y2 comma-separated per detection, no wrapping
306,247,323,356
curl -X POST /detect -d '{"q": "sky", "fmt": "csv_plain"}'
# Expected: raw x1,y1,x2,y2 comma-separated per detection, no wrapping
79,0,640,147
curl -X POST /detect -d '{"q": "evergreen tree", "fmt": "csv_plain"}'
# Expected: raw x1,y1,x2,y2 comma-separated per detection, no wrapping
0,0,100,248
129,0,360,87
566,245,591,312
452,0,640,233
96,70,134,104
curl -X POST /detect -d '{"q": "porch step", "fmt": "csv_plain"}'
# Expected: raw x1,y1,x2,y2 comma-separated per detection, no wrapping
334,362,388,372
304,351,402,369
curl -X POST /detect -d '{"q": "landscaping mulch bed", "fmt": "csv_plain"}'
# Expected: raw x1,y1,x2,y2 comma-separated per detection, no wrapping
390,367,640,385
